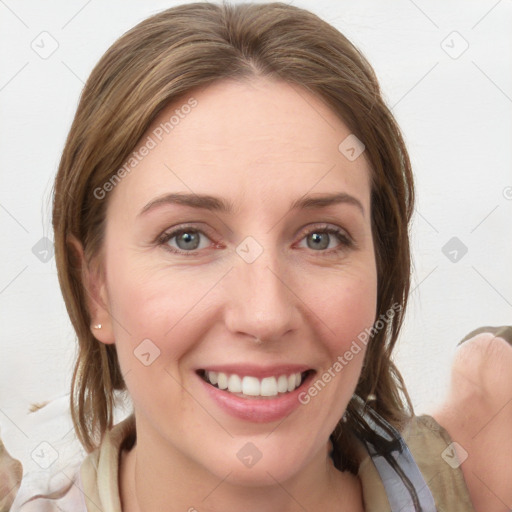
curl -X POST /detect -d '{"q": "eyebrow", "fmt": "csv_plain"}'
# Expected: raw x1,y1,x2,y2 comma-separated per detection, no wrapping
138,192,365,217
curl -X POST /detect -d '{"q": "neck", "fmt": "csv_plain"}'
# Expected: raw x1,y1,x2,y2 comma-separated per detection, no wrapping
120,425,363,512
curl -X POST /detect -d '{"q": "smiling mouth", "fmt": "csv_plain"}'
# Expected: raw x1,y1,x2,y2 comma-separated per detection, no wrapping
197,369,314,398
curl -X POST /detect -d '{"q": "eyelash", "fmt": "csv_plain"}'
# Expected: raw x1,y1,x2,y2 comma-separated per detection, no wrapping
157,224,354,257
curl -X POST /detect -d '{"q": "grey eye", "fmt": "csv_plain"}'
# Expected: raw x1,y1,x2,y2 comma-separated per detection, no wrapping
173,230,202,251
307,232,331,250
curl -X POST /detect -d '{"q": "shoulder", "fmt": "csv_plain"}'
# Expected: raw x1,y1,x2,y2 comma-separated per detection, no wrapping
430,328,512,512
10,462,87,512
12,414,134,512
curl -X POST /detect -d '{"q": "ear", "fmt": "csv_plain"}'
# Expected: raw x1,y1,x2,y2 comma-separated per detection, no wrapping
68,235,115,345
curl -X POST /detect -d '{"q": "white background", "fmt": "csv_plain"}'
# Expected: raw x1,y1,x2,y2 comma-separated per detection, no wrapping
1,0,511,469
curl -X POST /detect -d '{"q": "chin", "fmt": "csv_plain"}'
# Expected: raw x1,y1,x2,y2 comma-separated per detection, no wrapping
215,459,302,488
198,436,318,487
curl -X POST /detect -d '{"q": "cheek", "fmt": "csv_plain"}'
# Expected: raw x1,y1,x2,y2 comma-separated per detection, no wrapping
107,267,200,348
308,266,378,354
303,274,377,429
103,244,227,370
104,254,211,418
103,246,233,402
293,269,377,449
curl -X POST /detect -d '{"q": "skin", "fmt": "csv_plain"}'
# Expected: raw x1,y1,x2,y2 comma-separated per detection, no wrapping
0,438,22,511
430,333,512,512
84,77,377,511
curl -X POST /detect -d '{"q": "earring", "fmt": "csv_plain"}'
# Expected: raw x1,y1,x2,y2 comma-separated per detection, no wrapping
93,324,102,329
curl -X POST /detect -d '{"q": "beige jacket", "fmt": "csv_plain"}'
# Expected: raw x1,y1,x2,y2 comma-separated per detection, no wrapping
15,412,475,511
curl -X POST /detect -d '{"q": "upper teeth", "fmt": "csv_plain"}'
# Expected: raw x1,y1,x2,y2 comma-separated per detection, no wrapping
205,371,303,397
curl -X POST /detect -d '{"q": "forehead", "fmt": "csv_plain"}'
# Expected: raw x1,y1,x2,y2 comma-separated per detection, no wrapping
108,78,372,215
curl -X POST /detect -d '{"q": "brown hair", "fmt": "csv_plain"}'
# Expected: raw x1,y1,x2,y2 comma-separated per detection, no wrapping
52,1,415,473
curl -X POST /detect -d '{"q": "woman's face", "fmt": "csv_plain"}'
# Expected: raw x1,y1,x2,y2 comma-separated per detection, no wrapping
92,78,377,484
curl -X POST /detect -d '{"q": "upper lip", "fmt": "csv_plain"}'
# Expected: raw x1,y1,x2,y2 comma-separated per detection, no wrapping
197,364,314,379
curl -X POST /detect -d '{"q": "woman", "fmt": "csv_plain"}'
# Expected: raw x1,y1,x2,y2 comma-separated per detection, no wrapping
12,2,512,511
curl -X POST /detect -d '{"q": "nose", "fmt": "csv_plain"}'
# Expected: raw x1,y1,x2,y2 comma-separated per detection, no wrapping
223,247,301,344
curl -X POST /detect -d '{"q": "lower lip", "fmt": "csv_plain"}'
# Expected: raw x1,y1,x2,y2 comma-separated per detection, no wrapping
198,372,315,423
